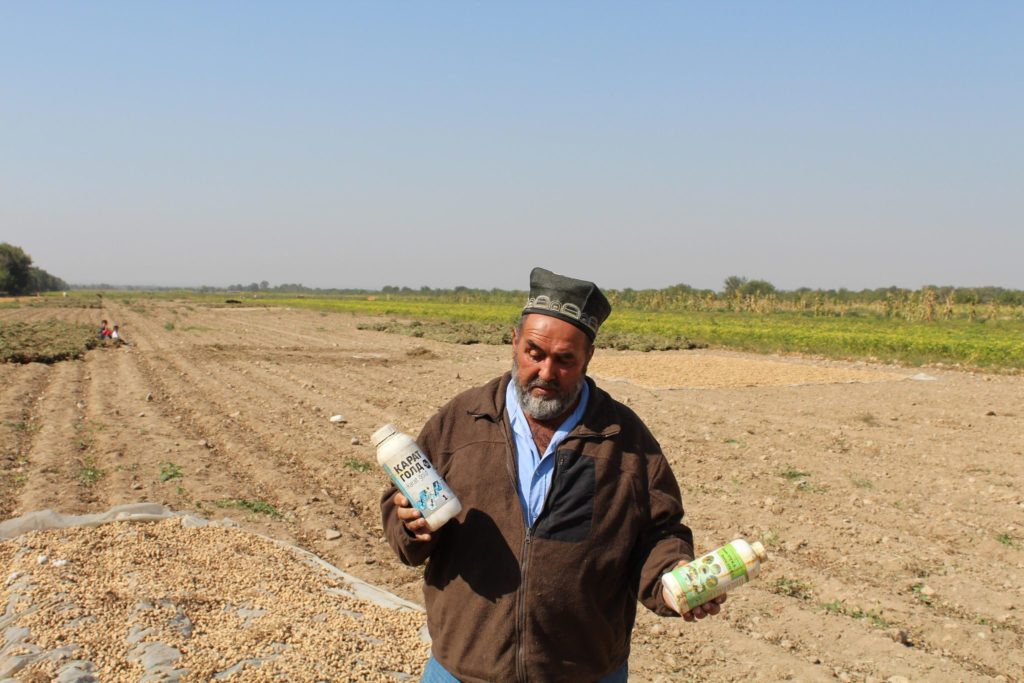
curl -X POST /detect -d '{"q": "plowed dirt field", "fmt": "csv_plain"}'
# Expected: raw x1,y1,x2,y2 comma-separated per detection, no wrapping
2,300,1022,682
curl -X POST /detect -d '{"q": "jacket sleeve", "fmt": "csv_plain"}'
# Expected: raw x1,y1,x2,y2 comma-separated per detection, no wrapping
379,412,447,566
637,452,695,617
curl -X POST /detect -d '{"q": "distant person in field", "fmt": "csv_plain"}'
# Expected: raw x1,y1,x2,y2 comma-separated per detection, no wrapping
111,325,121,341
98,320,111,340
382,267,723,683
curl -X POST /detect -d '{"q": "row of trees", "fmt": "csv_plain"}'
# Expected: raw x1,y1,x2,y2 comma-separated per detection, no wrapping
718,276,1024,306
0,243,68,296
221,281,377,295
60,269,1024,315
209,277,1024,308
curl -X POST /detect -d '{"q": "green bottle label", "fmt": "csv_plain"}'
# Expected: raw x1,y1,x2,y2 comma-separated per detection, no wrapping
670,542,750,610
719,543,748,580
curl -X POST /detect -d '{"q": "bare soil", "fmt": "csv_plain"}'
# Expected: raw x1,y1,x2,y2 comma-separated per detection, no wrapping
2,300,1022,682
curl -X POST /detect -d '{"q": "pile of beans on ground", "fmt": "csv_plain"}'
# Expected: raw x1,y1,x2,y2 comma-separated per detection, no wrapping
0,518,428,682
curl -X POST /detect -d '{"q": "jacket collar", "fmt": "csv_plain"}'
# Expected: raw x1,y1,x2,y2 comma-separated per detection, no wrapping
467,372,621,440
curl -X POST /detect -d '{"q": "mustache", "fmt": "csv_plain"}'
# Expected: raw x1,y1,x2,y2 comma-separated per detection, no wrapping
527,377,560,392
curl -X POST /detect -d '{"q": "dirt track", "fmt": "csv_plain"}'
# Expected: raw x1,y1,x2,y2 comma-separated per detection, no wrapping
2,300,1023,682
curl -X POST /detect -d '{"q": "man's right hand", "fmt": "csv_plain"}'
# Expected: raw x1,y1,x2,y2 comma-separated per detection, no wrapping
393,492,433,541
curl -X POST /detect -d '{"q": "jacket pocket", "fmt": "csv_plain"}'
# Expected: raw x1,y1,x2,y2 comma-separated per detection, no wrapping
533,449,594,543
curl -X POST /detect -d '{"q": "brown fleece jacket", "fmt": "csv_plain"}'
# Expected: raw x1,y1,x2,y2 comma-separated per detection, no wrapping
381,373,694,683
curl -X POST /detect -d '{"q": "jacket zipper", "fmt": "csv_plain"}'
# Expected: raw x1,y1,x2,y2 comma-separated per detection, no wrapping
501,419,531,683
516,528,532,683
514,451,570,683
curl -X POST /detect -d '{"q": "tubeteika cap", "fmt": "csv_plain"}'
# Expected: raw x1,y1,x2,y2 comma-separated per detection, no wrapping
522,267,611,340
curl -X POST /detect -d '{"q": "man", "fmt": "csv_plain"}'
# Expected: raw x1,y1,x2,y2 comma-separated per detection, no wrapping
381,268,723,683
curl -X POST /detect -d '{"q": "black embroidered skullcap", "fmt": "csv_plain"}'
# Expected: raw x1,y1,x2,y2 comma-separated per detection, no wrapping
522,267,611,340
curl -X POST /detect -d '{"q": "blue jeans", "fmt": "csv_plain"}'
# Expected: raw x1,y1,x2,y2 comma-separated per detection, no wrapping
421,656,628,682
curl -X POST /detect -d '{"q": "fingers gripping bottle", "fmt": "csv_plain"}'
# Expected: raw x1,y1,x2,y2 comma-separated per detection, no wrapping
373,424,462,532
661,538,767,615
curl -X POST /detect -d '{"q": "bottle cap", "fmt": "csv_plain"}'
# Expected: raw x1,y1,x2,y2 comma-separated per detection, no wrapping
371,424,399,448
751,541,767,562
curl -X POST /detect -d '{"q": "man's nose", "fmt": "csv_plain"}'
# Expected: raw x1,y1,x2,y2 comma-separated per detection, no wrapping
537,358,556,382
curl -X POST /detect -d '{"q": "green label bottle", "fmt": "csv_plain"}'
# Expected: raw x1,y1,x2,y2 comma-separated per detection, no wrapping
661,538,767,614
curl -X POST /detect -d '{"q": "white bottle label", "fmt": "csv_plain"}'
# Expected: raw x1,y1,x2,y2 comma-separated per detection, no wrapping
382,448,456,515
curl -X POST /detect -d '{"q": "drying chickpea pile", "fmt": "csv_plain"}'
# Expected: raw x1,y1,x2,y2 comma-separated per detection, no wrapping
0,519,428,681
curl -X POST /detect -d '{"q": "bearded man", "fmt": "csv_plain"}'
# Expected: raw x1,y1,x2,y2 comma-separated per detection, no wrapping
381,267,724,683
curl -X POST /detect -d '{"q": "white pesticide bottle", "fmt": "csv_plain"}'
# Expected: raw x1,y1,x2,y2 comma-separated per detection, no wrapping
373,424,462,532
661,538,768,615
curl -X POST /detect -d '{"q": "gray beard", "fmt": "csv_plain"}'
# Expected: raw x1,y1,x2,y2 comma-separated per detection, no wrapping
511,358,585,421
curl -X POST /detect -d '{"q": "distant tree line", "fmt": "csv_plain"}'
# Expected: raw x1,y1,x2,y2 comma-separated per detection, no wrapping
64,273,1024,312
0,243,68,295
210,277,1024,309
222,281,379,295
717,275,1024,306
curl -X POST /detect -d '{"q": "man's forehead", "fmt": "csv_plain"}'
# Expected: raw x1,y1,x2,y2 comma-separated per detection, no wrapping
519,314,590,351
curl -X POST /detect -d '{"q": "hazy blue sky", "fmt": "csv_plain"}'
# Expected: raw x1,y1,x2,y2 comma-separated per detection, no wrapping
2,2,1021,291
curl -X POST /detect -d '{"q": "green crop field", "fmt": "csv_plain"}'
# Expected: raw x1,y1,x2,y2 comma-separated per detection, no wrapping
25,289,1023,372
250,295,1024,372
